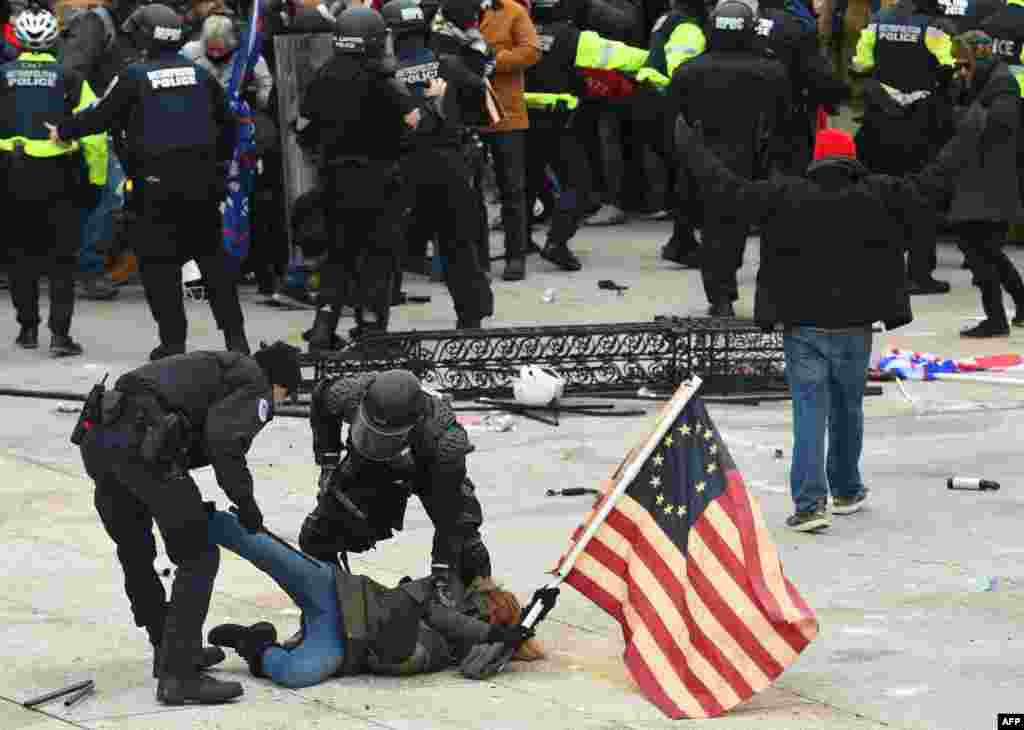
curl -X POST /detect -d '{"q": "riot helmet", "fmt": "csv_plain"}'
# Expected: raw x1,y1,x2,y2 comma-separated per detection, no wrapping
707,0,756,51
531,0,585,25
382,0,427,36
334,6,392,57
438,0,492,30
13,5,59,50
349,370,426,461
122,3,185,54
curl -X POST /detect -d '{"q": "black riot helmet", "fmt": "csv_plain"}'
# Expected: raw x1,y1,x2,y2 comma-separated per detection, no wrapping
334,6,392,57
122,3,184,54
707,0,756,51
382,0,427,36
350,370,427,461
439,0,492,30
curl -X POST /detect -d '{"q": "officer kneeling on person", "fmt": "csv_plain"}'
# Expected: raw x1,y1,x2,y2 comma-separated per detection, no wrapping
300,369,491,609
1,4,107,357
49,4,252,362
77,342,302,705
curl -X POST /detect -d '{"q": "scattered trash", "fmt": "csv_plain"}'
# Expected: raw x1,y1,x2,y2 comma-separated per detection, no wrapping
970,576,999,592
160,568,171,578
542,288,557,303
546,488,601,497
459,414,518,433
54,403,81,415
883,685,930,698
598,279,628,295
773,448,784,459
948,477,1000,491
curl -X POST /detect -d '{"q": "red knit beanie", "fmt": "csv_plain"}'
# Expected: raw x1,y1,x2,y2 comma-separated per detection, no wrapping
813,128,857,162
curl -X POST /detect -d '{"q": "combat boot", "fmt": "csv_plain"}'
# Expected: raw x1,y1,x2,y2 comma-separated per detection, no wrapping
152,645,227,679
539,243,581,272
156,674,243,706
304,307,342,352
150,343,185,361
15,326,38,349
50,333,84,357
224,330,251,355
208,622,279,677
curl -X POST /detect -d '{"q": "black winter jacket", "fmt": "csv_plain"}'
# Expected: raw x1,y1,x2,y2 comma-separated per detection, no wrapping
114,351,273,506
679,117,981,330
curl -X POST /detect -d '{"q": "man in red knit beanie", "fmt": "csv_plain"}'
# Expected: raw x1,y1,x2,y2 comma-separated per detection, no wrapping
813,128,857,162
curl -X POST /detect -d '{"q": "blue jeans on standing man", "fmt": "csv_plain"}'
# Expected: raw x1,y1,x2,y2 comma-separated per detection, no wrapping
207,510,345,688
784,326,872,514
80,150,125,275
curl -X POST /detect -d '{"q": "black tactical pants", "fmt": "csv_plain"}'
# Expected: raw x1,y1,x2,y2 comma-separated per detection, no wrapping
319,160,404,330
526,111,592,251
80,413,219,678
700,216,748,306
8,197,79,336
6,159,81,336
481,131,529,260
134,174,245,349
401,146,494,325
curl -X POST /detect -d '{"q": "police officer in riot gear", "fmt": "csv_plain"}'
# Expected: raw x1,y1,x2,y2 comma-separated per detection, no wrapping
980,0,1024,97
299,6,422,350
300,370,492,609
383,0,495,329
78,341,302,705
1,5,107,356
851,0,957,295
754,0,849,174
52,4,251,361
669,0,790,317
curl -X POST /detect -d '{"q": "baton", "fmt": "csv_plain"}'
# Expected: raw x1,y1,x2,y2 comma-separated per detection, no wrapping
64,682,95,708
228,507,321,567
23,679,93,708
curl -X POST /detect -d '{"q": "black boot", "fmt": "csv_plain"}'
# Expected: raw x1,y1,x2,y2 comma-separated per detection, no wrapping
539,243,581,272
15,326,38,349
150,343,185,361
304,307,342,352
456,316,483,329
50,333,84,357
156,674,244,705
707,299,735,318
152,644,227,679
224,330,251,355
962,282,1010,337
502,257,526,281
208,622,279,678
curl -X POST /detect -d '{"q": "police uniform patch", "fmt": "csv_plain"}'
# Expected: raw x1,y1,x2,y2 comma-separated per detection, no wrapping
258,398,270,423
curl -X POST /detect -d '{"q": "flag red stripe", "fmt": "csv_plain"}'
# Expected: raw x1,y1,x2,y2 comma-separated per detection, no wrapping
785,577,815,622
603,510,759,700
565,565,626,627
624,641,689,720
693,514,809,655
582,531,628,578
720,472,792,625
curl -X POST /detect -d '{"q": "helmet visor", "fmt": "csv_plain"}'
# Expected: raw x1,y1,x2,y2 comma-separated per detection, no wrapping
350,401,415,461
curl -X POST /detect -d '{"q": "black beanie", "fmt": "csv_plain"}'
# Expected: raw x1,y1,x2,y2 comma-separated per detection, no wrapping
252,341,302,394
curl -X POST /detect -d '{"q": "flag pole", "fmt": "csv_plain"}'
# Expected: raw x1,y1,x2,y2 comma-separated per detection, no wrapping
520,376,703,628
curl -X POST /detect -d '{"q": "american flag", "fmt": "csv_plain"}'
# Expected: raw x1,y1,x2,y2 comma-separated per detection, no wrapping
556,395,818,719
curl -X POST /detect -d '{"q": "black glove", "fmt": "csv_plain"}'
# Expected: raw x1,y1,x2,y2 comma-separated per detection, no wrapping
235,498,264,533
485,624,534,648
431,564,458,609
460,642,513,680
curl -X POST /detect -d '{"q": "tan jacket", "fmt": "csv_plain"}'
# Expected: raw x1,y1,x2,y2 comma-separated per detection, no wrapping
480,0,541,132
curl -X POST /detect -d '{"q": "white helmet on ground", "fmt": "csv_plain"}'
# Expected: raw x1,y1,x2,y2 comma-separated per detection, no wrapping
513,366,566,407
14,7,60,51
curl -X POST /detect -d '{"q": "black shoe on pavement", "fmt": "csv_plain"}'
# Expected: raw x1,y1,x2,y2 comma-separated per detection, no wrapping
50,334,84,357
456,317,483,329
152,646,227,679
539,243,581,271
707,300,735,318
832,488,870,516
786,501,831,532
1014,312,1024,327
502,257,526,281
150,343,186,361
156,674,243,706
77,273,120,301
208,622,279,678
15,326,38,350
960,319,1010,338
907,277,951,295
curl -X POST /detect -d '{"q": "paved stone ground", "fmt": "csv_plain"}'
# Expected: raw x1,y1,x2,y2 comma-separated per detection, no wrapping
1,222,1022,729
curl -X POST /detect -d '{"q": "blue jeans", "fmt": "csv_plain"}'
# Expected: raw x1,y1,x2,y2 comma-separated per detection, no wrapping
784,327,872,514
80,151,125,274
207,511,345,688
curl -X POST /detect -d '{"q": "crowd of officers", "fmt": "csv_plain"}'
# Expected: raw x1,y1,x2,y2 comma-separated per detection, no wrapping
5,0,1024,357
